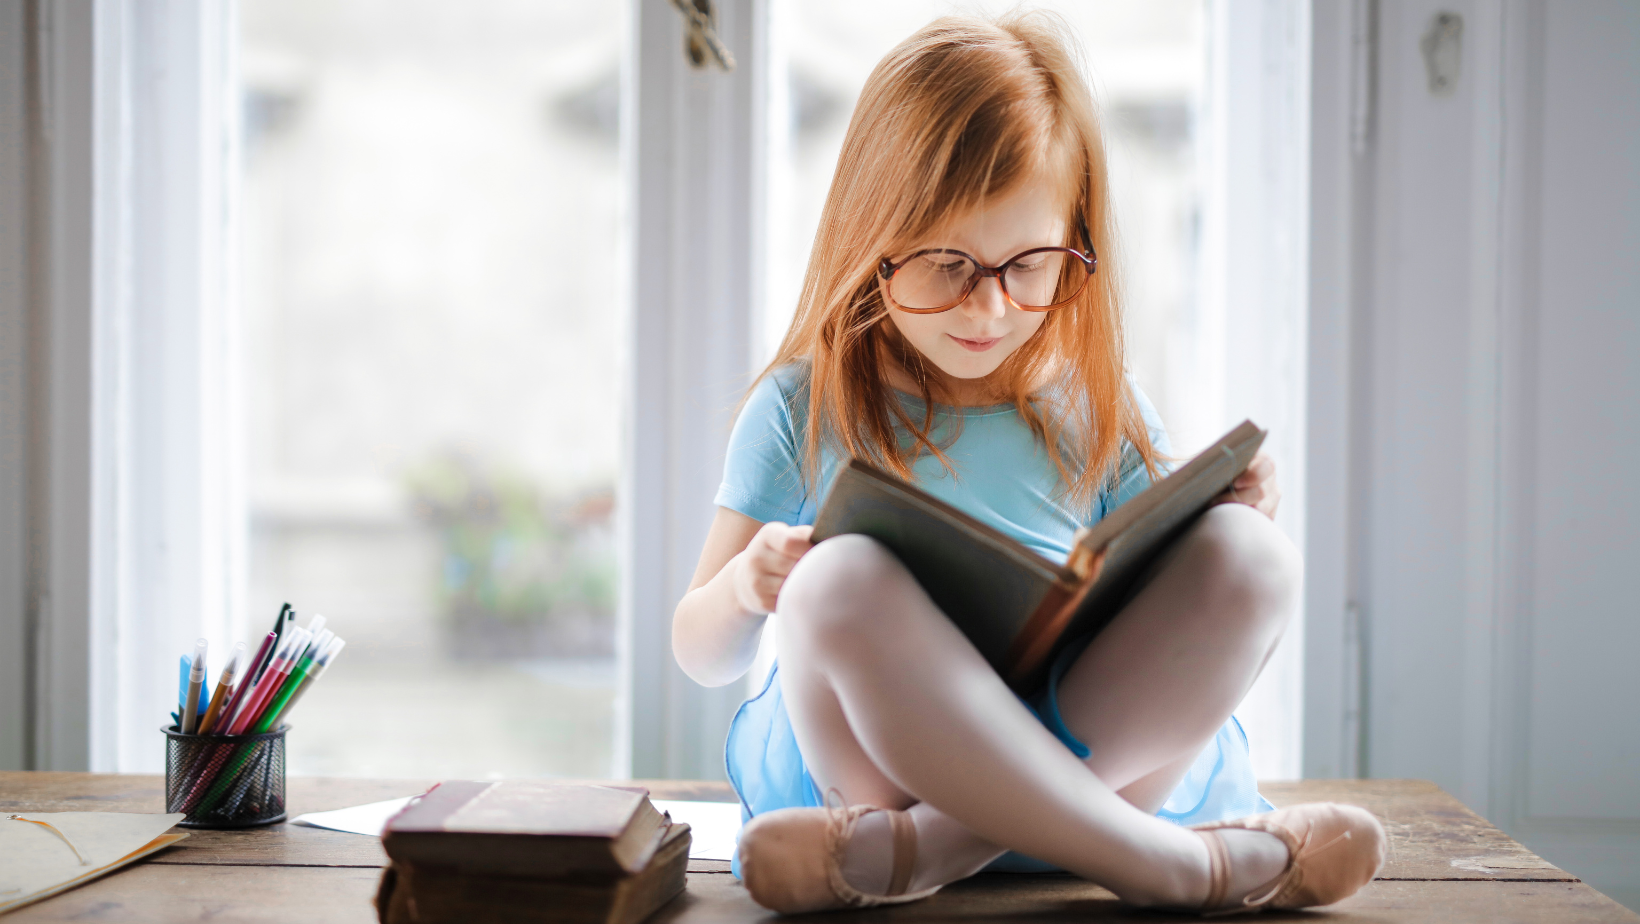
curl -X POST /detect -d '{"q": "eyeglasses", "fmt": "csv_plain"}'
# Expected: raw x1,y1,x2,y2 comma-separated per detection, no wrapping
876,224,1098,314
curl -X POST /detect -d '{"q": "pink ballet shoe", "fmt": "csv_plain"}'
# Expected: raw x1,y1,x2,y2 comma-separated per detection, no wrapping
736,797,942,914
1192,802,1387,914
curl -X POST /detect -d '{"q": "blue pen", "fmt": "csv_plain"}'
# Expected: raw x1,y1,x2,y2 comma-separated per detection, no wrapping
177,655,191,728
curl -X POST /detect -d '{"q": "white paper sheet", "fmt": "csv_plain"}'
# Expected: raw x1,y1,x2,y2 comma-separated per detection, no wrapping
290,796,415,836
291,795,744,861
652,800,742,861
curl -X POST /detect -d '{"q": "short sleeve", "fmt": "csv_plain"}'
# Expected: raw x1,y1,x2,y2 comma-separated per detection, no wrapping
714,371,809,524
1101,381,1173,517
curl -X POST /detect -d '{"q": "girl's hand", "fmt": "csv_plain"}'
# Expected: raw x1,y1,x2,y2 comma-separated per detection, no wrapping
734,522,815,614
1214,450,1281,520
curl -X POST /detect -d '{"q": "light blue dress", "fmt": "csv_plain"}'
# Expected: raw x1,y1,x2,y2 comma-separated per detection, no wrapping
716,366,1273,874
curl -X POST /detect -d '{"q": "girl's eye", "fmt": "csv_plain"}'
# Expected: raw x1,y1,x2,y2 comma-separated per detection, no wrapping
917,255,969,275
1010,257,1048,274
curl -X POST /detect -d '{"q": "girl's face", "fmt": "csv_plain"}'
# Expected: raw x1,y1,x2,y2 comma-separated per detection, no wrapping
882,180,1066,390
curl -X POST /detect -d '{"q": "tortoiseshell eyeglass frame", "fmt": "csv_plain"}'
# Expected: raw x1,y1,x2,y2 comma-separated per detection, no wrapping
876,220,1098,314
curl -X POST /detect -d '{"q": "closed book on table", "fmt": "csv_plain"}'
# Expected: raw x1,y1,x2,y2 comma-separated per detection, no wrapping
375,780,690,924
812,420,1266,694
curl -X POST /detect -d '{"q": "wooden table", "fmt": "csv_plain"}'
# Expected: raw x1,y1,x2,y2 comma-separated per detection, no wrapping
2,774,1635,922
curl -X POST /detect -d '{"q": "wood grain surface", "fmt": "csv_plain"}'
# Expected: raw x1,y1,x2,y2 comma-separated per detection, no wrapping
1260,779,1575,882
2,773,1634,923
663,872,1640,923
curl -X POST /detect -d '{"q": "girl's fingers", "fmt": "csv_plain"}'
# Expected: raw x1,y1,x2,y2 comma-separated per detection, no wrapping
754,578,782,610
1233,452,1275,488
779,528,814,558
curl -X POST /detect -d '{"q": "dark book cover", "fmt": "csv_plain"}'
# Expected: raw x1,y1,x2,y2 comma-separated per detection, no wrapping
383,780,671,879
376,823,691,924
812,420,1266,693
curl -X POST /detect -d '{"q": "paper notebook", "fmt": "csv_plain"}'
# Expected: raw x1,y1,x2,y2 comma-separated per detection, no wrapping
0,812,188,915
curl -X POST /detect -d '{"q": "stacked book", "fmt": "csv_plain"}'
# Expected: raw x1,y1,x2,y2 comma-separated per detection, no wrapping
375,780,690,924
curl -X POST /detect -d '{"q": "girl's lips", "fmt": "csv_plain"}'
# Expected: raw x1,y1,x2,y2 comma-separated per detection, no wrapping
949,334,1003,352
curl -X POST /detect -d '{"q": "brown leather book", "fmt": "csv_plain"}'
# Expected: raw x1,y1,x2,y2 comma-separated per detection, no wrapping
375,822,691,924
381,780,672,879
811,420,1266,693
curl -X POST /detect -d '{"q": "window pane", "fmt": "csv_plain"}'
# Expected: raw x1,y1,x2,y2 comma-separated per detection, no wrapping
767,0,1209,448
240,0,624,779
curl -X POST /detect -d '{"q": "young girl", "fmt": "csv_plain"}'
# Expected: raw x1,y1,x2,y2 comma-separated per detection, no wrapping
673,13,1384,916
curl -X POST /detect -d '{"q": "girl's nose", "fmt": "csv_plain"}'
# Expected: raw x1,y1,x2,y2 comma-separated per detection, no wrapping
960,275,1009,320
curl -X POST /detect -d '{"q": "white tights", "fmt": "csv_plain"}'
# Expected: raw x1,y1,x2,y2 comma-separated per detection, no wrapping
773,503,1301,908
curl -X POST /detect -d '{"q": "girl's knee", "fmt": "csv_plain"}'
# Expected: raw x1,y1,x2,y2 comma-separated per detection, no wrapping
1185,504,1301,628
778,534,907,640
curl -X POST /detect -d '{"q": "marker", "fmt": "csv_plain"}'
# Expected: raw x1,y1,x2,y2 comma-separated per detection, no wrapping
197,641,246,735
176,657,191,729
181,639,208,734
224,630,298,735
254,629,332,733
228,627,310,735
253,604,296,686
270,636,345,726
217,631,275,733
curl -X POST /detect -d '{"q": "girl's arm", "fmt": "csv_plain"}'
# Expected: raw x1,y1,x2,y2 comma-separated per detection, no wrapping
673,507,814,687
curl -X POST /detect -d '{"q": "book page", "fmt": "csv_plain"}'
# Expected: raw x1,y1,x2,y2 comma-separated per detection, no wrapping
0,812,187,914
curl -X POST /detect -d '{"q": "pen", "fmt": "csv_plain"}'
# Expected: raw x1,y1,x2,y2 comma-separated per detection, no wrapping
181,639,208,733
217,631,276,733
253,629,332,733
254,604,296,686
228,627,311,735
223,631,297,735
177,656,191,728
270,636,345,725
196,633,345,816
197,641,246,735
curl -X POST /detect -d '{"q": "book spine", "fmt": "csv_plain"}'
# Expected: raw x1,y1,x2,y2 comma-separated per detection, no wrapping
1002,578,1087,691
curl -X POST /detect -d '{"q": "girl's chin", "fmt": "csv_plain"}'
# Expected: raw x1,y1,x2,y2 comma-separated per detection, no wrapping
927,352,1008,381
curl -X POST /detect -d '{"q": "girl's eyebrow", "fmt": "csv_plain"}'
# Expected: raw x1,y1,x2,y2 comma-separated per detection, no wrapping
900,238,1068,262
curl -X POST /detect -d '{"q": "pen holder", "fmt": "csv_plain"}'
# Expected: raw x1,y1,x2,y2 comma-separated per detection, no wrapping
163,724,289,828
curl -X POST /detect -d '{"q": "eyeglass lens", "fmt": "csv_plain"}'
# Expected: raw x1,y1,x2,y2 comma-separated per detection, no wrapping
888,250,1083,310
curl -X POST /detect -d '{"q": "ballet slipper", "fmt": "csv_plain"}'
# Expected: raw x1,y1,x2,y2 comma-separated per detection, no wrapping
736,795,942,914
1191,802,1387,915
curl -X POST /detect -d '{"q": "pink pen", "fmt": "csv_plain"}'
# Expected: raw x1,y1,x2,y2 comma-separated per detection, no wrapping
216,631,276,734
227,629,310,735
221,632,290,735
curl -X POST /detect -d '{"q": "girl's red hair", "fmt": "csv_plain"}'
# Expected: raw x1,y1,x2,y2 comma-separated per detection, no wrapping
758,11,1159,506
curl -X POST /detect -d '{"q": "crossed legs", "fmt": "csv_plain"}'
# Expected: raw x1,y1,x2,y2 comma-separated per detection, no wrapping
772,503,1300,906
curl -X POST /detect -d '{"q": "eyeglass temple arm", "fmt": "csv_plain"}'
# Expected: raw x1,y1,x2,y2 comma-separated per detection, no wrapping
1077,218,1094,256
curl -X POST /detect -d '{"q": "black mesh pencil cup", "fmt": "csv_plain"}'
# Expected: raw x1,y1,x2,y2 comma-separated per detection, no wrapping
164,724,289,828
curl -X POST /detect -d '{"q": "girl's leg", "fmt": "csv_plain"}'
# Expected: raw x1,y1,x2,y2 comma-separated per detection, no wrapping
1058,503,1297,802
773,504,1299,906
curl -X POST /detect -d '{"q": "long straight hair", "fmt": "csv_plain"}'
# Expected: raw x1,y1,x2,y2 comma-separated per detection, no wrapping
758,11,1158,507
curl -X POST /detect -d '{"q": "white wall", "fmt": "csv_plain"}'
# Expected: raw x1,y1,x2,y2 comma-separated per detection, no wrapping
1308,0,1640,909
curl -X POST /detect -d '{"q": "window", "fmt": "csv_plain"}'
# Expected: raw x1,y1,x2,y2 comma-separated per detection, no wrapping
239,0,627,779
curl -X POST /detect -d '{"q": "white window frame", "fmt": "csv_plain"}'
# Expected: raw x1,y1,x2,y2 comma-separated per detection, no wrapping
619,0,771,780
1,0,243,773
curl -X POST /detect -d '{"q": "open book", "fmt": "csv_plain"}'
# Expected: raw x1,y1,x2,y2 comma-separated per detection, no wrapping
811,421,1266,693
